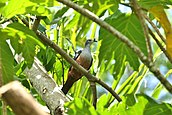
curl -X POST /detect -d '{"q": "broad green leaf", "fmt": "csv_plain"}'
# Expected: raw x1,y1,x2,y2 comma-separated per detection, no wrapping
25,5,50,16
65,98,96,115
139,0,164,9
113,94,172,115
65,12,80,30
1,0,32,18
97,94,108,113
0,0,6,12
0,32,14,84
30,0,56,6
1,0,52,19
99,13,147,77
138,0,172,10
3,23,44,67
37,47,56,71
53,7,69,20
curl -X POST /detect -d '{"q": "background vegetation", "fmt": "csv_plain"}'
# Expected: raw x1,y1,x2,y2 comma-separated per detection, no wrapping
0,0,172,115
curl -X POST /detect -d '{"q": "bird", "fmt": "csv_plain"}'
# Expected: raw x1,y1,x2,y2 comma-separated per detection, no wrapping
61,39,96,95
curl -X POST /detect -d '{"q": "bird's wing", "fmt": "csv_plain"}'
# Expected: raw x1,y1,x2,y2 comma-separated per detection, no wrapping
88,57,93,70
69,50,82,71
74,50,82,60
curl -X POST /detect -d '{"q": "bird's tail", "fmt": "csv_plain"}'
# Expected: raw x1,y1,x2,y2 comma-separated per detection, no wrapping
61,76,75,95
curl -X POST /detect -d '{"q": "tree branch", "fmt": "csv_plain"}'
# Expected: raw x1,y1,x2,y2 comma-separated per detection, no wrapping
32,16,41,32
144,14,172,63
0,81,48,115
36,30,122,102
143,14,166,43
23,57,68,115
132,0,153,62
56,0,172,93
149,28,172,63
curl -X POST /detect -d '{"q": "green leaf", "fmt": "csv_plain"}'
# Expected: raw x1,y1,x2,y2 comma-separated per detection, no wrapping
138,0,172,10
97,94,108,113
99,12,147,76
65,98,97,115
25,5,51,16
4,23,44,67
1,0,32,18
0,32,14,84
1,0,52,19
0,0,6,12
53,7,69,19
30,0,56,7
114,94,172,115
37,47,56,71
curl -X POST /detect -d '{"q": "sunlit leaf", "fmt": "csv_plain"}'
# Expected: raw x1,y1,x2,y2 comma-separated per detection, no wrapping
149,5,172,57
113,94,172,115
65,98,96,115
0,31,14,84
166,31,172,57
1,0,52,19
3,23,44,67
53,7,69,19
97,94,108,113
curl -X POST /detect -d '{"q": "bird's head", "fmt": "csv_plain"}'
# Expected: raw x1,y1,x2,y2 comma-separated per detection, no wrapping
85,38,97,46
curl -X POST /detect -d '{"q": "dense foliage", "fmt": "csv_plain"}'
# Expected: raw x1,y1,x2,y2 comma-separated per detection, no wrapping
0,0,172,114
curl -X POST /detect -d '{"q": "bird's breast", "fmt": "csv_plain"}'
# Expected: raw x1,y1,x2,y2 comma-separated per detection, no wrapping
76,50,92,70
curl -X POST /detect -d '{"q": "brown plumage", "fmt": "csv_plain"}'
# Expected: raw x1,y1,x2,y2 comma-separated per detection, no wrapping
62,39,96,94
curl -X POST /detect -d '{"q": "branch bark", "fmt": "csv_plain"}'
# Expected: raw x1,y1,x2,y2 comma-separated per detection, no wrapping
143,14,166,43
23,57,68,115
144,15,172,63
56,0,172,93
32,16,41,32
149,28,172,63
132,0,153,62
0,81,48,115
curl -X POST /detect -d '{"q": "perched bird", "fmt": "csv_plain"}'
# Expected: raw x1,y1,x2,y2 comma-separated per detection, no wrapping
62,39,96,94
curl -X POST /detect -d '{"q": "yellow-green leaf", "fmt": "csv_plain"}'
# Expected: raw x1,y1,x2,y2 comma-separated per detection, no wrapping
149,5,172,57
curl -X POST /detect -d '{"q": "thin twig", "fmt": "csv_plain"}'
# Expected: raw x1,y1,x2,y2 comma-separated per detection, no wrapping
120,3,131,8
149,28,172,63
144,14,166,43
120,2,148,11
66,38,76,53
32,16,41,32
90,81,97,109
132,0,153,62
19,16,29,27
56,0,172,93
61,58,65,85
143,7,172,63
57,57,65,85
